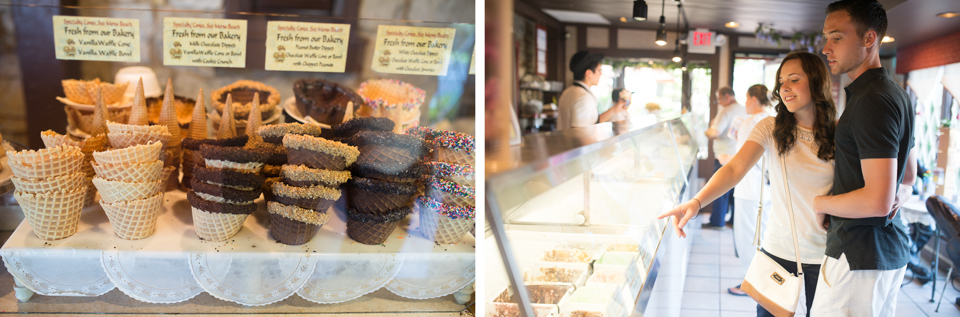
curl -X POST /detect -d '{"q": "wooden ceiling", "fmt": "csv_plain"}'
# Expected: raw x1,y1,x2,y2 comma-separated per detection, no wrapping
522,0,960,55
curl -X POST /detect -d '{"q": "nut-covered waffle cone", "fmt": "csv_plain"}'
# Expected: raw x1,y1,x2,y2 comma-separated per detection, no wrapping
426,186,475,207
217,94,237,139
92,160,163,182
92,177,163,203
7,145,84,179
101,193,163,240
11,172,84,194
93,141,162,164
204,159,263,173
269,212,320,245
108,131,171,149
188,89,207,139
106,121,170,135
159,78,183,146
347,218,400,245
128,78,149,126
286,147,346,171
191,207,248,242
435,146,475,166
14,188,85,241
416,196,474,244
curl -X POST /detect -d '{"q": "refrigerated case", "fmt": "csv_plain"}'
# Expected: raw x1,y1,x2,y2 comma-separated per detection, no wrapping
485,117,697,317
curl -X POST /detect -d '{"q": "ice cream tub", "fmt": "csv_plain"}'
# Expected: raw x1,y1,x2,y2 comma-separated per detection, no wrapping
523,263,589,286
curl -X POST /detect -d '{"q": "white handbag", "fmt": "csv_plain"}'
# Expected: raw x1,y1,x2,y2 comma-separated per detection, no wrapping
741,154,804,317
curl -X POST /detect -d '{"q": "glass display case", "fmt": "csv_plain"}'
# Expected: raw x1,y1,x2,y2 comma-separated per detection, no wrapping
485,117,697,317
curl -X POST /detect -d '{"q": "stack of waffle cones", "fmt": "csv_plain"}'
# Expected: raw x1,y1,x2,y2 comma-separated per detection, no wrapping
40,130,107,206
7,145,86,240
91,141,165,240
403,128,476,244
62,79,131,135
188,144,267,242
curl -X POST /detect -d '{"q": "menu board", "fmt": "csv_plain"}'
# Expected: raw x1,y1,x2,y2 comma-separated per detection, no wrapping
52,16,140,62
163,17,247,68
264,21,351,72
371,25,456,76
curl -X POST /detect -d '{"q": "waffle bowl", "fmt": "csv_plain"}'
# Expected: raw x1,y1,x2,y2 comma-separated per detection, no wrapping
107,131,171,149
62,78,129,105
425,176,474,207
14,188,85,241
267,201,330,245
93,141,162,164
92,177,163,203
345,206,411,245
7,145,84,179
434,130,475,166
91,160,163,182
346,177,415,214
105,121,170,135
40,130,107,154
355,79,424,133
262,177,281,202
349,131,424,168
101,192,163,240
64,106,131,136
210,80,280,120
424,161,475,186
352,160,423,183
10,172,84,194
280,164,350,188
415,195,474,244
271,182,340,212
293,78,365,126
283,134,358,170
191,206,249,242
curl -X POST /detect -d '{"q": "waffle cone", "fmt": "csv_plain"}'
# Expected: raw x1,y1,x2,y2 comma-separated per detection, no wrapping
108,131,171,149
217,94,237,139
191,207,248,241
286,147,346,171
93,141,162,164
435,147,475,166
426,186,474,207
128,79,149,125
7,145,84,179
92,160,163,182
246,93,263,137
101,193,163,240
358,144,420,169
347,218,400,245
11,172,84,194
106,121,170,135
92,177,163,203
159,78,183,146
14,188,85,241
188,89,208,139
62,79,95,104
269,212,321,245
416,197,473,244
204,159,263,173
347,187,412,214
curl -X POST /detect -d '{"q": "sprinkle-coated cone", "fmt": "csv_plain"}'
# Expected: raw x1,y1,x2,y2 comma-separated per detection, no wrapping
217,94,237,139
416,197,473,244
128,78,149,125
188,89,208,139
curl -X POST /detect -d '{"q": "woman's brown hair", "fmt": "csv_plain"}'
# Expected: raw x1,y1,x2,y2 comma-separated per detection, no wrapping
771,51,837,161
747,84,771,107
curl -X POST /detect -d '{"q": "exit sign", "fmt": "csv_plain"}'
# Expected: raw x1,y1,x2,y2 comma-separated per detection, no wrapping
688,28,716,54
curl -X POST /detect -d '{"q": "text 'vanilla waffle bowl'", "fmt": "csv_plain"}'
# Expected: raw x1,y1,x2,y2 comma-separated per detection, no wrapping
15,188,85,241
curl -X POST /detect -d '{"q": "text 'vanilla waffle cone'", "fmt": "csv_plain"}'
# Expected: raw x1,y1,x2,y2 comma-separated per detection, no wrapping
416,196,474,244
93,141,162,164
7,145,84,179
191,207,248,242
92,177,163,204
11,172,84,194
107,131,171,149
92,160,163,182
101,193,163,240
14,188,85,241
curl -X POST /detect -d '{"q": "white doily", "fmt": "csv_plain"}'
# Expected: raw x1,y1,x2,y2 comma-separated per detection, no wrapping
1,248,114,296
189,252,317,306
101,250,203,303
386,254,476,299
297,254,402,304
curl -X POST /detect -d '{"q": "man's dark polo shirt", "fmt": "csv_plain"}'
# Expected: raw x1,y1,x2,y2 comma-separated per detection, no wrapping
826,67,913,271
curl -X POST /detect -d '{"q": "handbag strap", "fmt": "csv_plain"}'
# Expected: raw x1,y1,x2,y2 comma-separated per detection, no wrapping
753,155,765,250
779,154,805,276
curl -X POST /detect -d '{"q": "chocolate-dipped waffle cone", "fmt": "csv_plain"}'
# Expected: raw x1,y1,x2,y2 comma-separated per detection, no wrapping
92,177,163,203
101,192,163,240
256,122,324,144
283,134,358,171
128,78,149,125
349,131,423,168
199,144,270,173
187,191,256,241
92,160,163,182
267,201,329,245
14,188,85,241
346,206,410,245
416,195,474,244
191,178,261,204
11,172,84,194
7,145,84,179
352,159,423,183
346,177,415,214
280,164,350,188
271,182,339,212
332,117,396,139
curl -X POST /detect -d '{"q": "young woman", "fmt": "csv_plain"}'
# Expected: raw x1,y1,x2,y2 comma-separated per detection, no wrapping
658,51,837,316
727,84,775,297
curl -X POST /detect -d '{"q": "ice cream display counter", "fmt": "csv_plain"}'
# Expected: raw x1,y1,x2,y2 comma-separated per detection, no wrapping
485,117,697,317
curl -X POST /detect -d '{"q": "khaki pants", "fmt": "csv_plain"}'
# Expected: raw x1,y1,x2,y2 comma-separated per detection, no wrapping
809,253,906,317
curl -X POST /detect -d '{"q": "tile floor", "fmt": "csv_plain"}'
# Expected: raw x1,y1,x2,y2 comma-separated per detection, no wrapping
681,223,960,317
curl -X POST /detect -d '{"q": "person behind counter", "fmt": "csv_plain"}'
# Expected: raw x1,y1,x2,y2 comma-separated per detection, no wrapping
659,51,838,316
703,87,748,229
557,50,626,130
605,88,632,123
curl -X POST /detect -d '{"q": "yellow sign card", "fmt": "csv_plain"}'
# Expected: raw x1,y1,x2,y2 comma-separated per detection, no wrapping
163,17,247,68
264,21,351,73
371,25,456,76
53,16,140,62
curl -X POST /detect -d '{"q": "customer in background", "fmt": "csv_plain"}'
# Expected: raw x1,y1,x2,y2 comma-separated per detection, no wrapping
811,1,917,314
726,84,775,297
704,87,748,229
557,50,626,130
605,88,632,123
659,52,838,316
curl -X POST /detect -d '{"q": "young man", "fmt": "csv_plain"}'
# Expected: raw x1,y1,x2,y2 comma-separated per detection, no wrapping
811,1,917,315
557,50,626,130
704,87,747,229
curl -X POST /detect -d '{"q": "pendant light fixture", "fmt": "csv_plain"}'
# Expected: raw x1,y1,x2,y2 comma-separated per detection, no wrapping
633,1,648,21
655,0,667,46
672,3,682,62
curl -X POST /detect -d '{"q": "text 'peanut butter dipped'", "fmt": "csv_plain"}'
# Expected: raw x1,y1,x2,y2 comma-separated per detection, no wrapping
217,94,237,139
246,92,263,138
188,89,207,140
89,86,110,136
128,78,149,126
282,134,359,171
